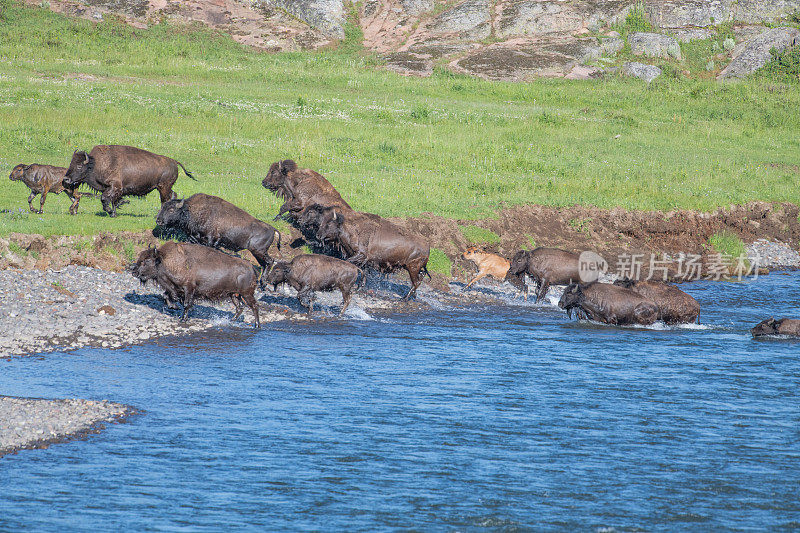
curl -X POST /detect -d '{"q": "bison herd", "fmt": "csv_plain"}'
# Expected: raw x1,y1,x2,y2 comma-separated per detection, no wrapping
8,144,799,339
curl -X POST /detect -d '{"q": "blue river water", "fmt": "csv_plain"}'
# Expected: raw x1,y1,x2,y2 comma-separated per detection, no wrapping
1,272,799,531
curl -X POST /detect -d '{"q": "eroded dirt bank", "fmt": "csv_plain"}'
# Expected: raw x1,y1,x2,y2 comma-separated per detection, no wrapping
3,202,799,278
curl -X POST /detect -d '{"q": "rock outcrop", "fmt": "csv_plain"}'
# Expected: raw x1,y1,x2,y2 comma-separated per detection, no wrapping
719,26,800,79
24,0,800,80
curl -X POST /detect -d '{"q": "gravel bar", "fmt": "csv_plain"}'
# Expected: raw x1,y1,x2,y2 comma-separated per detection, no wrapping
0,396,136,457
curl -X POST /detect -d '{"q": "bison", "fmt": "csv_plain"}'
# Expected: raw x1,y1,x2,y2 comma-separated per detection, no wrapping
129,241,260,327
63,145,196,217
262,159,351,220
156,193,281,271
751,318,800,338
507,248,582,303
558,282,659,326
9,163,89,215
315,207,430,300
265,254,364,316
614,279,700,324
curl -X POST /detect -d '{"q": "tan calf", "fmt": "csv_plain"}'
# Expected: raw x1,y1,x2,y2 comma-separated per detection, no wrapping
461,247,512,289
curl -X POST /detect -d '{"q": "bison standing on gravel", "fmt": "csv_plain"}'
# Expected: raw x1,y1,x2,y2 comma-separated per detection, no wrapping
507,248,582,303
262,159,351,220
9,163,87,215
751,317,800,338
315,207,430,300
558,282,659,326
265,254,363,316
156,193,281,271
613,279,700,324
63,145,196,217
130,242,260,327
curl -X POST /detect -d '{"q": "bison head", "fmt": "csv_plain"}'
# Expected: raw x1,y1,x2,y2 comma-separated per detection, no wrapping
507,250,529,277
751,318,778,337
156,197,185,228
297,204,328,234
265,261,290,291
129,245,161,284
63,150,93,188
461,246,479,261
262,159,298,192
9,164,27,182
558,283,584,315
316,208,344,244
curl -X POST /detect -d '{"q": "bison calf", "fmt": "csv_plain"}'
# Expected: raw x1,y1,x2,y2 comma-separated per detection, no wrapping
614,279,700,324
130,242,260,327
461,247,526,293
751,318,800,338
265,254,363,316
559,282,659,326
157,193,281,271
10,163,84,214
64,145,196,217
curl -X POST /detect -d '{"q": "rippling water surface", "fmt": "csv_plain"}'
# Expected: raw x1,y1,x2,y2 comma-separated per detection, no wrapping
2,273,799,531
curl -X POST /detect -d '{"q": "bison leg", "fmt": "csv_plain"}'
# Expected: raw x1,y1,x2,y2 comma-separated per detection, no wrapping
231,295,245,322
158,184,174,204
27,191,39,213
339,286,352,317
535,279,550,304
37,189,48,214
402,265,422,300
180,286,196,322
464,271,487,290
250,248,273,272
297,288,314,315
101,187,123,217
242,292,260,328
66,189,80,215
163,290,179,310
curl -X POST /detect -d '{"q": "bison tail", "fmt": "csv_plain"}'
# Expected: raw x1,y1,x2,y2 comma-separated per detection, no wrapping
274,230,282,253
177,161,198,181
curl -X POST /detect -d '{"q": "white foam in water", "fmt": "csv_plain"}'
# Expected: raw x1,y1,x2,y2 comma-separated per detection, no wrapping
343,306,373,321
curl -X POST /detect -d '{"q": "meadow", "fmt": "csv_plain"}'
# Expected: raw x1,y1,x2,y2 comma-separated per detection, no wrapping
1,3,799,236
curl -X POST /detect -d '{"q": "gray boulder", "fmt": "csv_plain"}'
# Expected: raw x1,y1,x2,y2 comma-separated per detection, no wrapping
645,0,732,28
431,0,491,39
600,37,624,56
497,0,582,38
622,61,662,83
718,26,800,79
259,0,345,38
732,0,800,24
401,0,434,16
629,32,682,59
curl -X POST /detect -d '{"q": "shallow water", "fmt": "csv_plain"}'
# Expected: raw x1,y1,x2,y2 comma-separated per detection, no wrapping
2,273,799,531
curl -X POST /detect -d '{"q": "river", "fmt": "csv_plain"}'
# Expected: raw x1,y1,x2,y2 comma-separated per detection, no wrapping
1,272,799,530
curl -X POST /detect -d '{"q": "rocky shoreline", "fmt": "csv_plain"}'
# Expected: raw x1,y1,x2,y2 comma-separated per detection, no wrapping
0,396,137,457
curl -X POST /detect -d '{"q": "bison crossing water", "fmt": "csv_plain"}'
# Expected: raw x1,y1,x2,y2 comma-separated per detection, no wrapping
8,147,798,338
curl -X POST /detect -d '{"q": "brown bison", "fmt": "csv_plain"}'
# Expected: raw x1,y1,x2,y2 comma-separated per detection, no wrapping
315,207,430,300
751,318,800,338
63,145,196,217
508,248,581,303
156,193,281,271
265,254,364,316
130,242,260,327
262,159,351,220
558,282,659,326
9,163,89,215
614,279,700,324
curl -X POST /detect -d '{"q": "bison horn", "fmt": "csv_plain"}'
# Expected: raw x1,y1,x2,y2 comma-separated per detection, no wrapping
332,211,337,221
83,152,89,164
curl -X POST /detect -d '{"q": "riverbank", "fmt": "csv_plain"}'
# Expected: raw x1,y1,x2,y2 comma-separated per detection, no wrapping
0,396,136,457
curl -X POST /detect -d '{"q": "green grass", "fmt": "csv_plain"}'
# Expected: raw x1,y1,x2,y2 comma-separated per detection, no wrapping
427,248,452,276
614,2,654,36
708,231,747,259
459,224,500,244
0,4,799,237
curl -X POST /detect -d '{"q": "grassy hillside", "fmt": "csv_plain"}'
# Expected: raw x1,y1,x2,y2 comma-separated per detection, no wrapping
1,3,799,236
